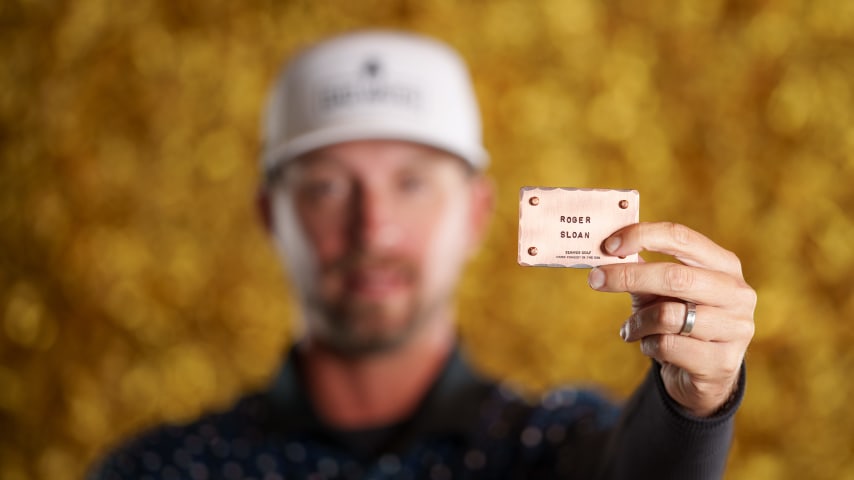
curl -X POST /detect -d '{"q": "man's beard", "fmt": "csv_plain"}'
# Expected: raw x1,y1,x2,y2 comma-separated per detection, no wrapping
303,255,445,357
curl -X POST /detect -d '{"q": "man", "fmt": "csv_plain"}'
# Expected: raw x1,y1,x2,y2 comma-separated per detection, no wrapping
92,30,756,479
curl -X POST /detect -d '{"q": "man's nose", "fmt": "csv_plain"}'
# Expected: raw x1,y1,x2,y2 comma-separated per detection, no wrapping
352,186,401,250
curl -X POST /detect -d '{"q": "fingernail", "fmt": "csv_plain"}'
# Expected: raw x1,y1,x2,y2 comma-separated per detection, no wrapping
619,323,628,341
588,267,605,289
604,235,621,254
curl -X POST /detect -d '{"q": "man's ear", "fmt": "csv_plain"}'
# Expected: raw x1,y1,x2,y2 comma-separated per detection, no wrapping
257,188,273,233
467,174,496,252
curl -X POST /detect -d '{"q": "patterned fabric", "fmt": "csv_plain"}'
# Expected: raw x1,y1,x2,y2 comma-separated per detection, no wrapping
91,347,740,479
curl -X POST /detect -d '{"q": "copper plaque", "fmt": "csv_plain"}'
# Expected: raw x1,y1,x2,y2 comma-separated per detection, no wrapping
518,187,639,268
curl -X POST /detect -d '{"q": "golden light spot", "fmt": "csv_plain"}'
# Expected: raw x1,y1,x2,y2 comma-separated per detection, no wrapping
4,283,47,349
542,0,600,36
198,129,242,183
766,68,816,135
119,365,160,415
161,345,218,415
67,395,109,444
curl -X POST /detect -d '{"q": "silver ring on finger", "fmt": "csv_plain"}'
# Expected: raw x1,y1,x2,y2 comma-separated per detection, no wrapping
680,301,696,336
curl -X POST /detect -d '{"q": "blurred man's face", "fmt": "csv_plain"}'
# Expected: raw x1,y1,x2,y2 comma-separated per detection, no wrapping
266,140,491,355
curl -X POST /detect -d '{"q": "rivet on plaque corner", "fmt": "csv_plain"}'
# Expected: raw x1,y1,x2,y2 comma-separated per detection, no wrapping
528,246,538,256
529,197,540,206
619,200,629,209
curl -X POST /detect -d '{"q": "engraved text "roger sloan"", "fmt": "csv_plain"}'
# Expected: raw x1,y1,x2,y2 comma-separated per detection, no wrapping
560,216,591,239
560,216,591,223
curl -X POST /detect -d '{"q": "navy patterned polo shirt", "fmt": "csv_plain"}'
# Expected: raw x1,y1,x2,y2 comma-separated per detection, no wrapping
91,346,743,479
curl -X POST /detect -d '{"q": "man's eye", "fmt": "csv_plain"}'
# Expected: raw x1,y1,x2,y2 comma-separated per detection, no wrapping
300,178,348,201
399,174,426,193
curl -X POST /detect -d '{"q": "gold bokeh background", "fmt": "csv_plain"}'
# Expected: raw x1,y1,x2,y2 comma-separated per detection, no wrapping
2,0,852,478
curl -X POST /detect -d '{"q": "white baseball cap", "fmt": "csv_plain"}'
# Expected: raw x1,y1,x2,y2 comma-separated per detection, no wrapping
261,30,489,174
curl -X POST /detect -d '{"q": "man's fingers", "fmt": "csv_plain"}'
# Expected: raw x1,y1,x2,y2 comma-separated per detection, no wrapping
639,335,745,383
620,301,755,343
588,262,755,309
603,222,743,277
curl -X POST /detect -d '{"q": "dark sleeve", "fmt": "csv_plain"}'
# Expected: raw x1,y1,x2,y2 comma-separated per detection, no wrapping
596,361,746,480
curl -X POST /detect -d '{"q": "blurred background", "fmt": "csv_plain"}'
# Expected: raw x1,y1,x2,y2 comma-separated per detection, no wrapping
1,0,852,478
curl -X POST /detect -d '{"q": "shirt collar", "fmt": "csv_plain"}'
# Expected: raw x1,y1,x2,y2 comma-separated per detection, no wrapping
265,344,493,438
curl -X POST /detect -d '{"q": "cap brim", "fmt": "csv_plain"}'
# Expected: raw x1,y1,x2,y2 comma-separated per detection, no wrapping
263,119,488,173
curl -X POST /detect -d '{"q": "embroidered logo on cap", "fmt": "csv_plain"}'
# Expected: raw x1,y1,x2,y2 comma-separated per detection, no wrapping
362,58,381,78
319,57,421,114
